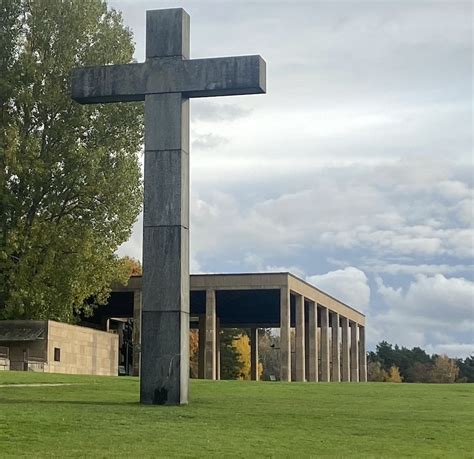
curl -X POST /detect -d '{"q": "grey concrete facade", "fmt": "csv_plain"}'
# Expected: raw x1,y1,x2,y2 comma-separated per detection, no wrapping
216,317,221,380
350,321,359,382
295,294,305,382
320,307,330,382
341,316,350,382
72,8,265,404
306,301,319,382
205,289,216,380
359,326,368,382
331,312,340,382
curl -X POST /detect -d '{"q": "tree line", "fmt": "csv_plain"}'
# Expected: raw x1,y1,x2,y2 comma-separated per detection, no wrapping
368,341,473,383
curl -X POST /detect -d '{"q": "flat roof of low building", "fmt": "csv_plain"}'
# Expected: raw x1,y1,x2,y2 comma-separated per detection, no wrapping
0,320,46,342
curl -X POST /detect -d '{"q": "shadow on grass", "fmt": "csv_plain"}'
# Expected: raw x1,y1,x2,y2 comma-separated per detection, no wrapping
0,398,142,407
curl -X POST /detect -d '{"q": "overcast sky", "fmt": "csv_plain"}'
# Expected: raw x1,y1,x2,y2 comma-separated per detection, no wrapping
110,0,473,357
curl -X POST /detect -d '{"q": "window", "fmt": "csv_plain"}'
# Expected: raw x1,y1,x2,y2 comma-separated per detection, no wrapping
54,348,60,362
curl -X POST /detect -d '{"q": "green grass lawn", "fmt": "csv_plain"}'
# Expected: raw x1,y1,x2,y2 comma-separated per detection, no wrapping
0,372,472,458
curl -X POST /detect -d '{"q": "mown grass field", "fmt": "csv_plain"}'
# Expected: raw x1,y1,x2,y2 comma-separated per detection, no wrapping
0,371,472,458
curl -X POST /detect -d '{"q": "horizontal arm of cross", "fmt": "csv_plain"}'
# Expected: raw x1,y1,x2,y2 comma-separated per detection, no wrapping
72,55,266,104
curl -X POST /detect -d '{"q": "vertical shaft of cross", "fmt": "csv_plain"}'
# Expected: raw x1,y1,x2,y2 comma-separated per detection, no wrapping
140,9,190,405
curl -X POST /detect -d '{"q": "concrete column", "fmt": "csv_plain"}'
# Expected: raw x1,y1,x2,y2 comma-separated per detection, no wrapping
205,289,216,380
295,294,305,382
250,327,259,381
307,301,318,382
341,316,350,382
216,318,221,380
132,290,142,376
304,304,310,379
320,306,330,382
350,320,359,382
198,314,205,379
280,287,291,382
141,89,190,405
359,325,367,382
331,312,340,382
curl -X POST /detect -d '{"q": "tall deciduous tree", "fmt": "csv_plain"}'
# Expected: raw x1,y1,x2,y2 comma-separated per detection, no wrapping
233,333,251,380
456,356,474,383
189,330,199,378
430,355,460,383
0,0,143,321
220,329,244,380
385,366,403,383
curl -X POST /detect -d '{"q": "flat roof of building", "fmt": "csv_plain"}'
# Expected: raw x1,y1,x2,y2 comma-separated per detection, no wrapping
110,272,365,326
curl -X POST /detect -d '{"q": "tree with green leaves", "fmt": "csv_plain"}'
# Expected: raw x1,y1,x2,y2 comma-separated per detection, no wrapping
220,328,244,380
367,360,387,382
1,0,143,321
456,355,474,383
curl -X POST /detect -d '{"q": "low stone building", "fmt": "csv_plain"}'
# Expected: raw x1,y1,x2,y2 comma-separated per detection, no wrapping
0,346,9,371
0,320,118,376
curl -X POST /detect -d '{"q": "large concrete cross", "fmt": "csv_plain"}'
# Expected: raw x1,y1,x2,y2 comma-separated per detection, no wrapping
72,8,266,404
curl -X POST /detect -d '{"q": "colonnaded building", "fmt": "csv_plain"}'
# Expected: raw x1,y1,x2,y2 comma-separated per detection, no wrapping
0,272,366,381
91,272,367,382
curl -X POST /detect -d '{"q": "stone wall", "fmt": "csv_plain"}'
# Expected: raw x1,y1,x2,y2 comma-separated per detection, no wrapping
8,339,47,371
45,321,118,376
0,357,9,371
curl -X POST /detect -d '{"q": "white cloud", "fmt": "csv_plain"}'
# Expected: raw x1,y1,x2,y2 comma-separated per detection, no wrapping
192,132,228,150
192,101,252,123
371,274,474,357
425,343,474,358
362,262,473,276
307,267,370,312
190,162,473,261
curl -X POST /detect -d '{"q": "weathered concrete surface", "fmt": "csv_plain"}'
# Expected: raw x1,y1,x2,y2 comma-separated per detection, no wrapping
140,11,191,405
250,327,259,381
288,275,365,325
295,294,305,382
146,8,190,59
144,149,189,227
306,301,318,382
341,316,350,382
0,357,9,371
140,310,189,404
320,306,330,382
72,56,266,104
145,93,189,152
280,287,291,382
359,325,367,382
350,320,359,382
331,312,340,382
216,317,221,380
205,289,216,380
